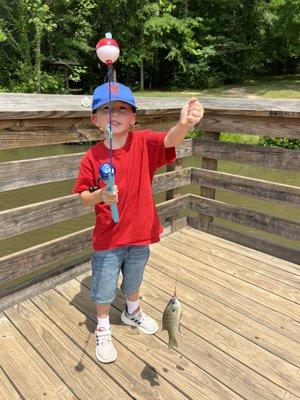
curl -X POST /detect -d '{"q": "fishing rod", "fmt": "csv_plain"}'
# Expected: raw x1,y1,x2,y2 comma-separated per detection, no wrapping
95,33,120,223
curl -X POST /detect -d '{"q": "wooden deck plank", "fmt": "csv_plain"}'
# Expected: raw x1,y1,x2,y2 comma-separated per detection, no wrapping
163,233,300,306
184,228,300,289
0,312,75,399
184,227,300,274
4,301,131,400
182,227,300,282
32,289,189,400
75,273,294,400
57,277,245,400
77,271,300,393
143,262,299,367
0,366,22,399
149,245,299,342
170,230,300,293
169,232,299,302
282,393,300,400
158,237,300,319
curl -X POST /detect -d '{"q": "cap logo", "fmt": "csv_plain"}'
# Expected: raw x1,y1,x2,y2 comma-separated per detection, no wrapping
110,83,120,94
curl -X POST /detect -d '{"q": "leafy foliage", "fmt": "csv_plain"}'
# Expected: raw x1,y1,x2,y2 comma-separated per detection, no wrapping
259,136,300,149
0,0,298,92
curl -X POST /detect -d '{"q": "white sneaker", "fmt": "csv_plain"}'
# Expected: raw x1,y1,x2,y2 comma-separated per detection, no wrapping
121,307,159,335
95,328,117,363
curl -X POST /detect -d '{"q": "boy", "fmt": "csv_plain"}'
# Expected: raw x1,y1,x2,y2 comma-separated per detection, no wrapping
73,81,203,363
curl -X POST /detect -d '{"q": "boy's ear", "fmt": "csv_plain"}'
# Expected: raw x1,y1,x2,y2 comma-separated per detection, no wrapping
130,113,136,126
91,113,98,125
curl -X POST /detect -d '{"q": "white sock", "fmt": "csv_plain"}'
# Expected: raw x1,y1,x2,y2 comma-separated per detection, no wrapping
126,299,140,314
97,315,110,331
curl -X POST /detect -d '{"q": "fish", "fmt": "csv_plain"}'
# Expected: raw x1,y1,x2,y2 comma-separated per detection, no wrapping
162,295,182,348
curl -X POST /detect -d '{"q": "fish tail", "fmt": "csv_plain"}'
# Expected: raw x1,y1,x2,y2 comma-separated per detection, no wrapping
168,335,178,349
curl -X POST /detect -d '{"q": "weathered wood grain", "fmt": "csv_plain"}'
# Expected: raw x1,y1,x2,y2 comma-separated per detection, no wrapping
0,218,187,309
0,93,299,119
143,257,300,368
0,365,22,399
4,301,131,400
164,233,300,316
104,277,296,399
188,218,300,267
149,242,299,342
202,114,300,138
59,278,245,400
138,270,300,388
198,132,220,231
0,153,82,192
0,313,75,399
0,196,189,284
0,227,93,283
0,140,191,192
32,290,191,400
193,139,300,170
169,230,300,303
0,169,190,239
208,223,300,266
191,168,300,205
189,194,300,239
0,258,91,310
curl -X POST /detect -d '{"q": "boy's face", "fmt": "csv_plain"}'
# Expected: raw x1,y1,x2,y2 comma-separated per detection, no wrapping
91,101,136,137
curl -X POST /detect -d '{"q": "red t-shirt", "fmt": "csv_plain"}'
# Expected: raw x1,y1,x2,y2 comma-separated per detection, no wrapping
73,130,176,250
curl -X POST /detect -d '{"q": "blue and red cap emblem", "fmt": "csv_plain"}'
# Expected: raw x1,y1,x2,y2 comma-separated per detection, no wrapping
92,82,136,111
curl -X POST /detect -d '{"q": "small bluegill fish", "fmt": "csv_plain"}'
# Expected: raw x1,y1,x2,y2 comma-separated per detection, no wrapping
162,295,182,348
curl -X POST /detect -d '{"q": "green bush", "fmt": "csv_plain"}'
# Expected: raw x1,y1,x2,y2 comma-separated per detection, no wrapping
259,137,300,149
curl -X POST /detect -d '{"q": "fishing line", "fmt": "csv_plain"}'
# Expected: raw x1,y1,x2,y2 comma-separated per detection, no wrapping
173,225,182,297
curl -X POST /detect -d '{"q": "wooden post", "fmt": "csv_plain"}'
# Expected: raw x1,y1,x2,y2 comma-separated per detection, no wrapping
198,131,220,231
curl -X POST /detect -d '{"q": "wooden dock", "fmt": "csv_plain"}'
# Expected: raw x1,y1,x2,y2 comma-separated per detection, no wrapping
1,227,299,400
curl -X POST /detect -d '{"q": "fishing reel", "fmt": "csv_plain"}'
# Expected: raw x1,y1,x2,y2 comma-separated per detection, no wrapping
99,162,119,223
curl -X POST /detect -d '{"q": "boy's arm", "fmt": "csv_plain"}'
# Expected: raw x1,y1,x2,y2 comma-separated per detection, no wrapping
164,97,204,148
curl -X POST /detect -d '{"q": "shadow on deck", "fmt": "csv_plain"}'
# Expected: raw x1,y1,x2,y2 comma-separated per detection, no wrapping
1,227,299,400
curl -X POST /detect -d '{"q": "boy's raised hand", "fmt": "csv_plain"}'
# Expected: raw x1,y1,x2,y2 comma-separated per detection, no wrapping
180,97,204,129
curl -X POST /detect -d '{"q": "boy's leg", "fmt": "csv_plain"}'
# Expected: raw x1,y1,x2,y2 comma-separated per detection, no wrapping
96,304,111,331
120,246,159,334
91,248,123,363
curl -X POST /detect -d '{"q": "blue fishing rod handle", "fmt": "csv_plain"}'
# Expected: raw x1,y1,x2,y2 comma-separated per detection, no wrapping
99,163,119,223
107,173,119,223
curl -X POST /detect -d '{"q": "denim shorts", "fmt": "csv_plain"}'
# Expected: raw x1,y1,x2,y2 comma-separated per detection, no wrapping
91,245,150,304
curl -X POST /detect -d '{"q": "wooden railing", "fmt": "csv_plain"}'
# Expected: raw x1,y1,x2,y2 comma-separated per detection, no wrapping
0,94,299,307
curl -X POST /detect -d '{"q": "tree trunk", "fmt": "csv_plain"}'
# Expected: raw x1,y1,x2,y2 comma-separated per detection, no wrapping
34,28,42,93
140,59,144,91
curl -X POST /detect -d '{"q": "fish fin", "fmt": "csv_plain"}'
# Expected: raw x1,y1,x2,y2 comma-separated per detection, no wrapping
168,336,178,349
178,323,182,333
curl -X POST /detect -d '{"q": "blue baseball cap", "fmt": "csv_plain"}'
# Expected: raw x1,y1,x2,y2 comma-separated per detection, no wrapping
92,81,136,111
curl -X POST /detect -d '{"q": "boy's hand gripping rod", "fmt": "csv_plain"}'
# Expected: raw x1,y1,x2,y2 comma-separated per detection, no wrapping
96,33,120,223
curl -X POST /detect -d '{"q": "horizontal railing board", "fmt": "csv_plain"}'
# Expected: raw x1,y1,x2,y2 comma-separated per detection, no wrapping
0,196,190,284
193,139,300,170
0,94,299,119
0,227,93,284
0,140,193,192
188,218,300,265
1,113,299,149
202,114,300,139
0,116,181,149
191,168,300,205
0,169,191,239
0,217,188,308
189,194,300,240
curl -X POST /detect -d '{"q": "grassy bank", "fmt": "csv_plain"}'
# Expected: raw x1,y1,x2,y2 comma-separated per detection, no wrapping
134,75,300,99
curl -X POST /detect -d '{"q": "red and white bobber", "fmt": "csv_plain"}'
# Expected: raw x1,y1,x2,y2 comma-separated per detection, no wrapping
96,33,120,65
